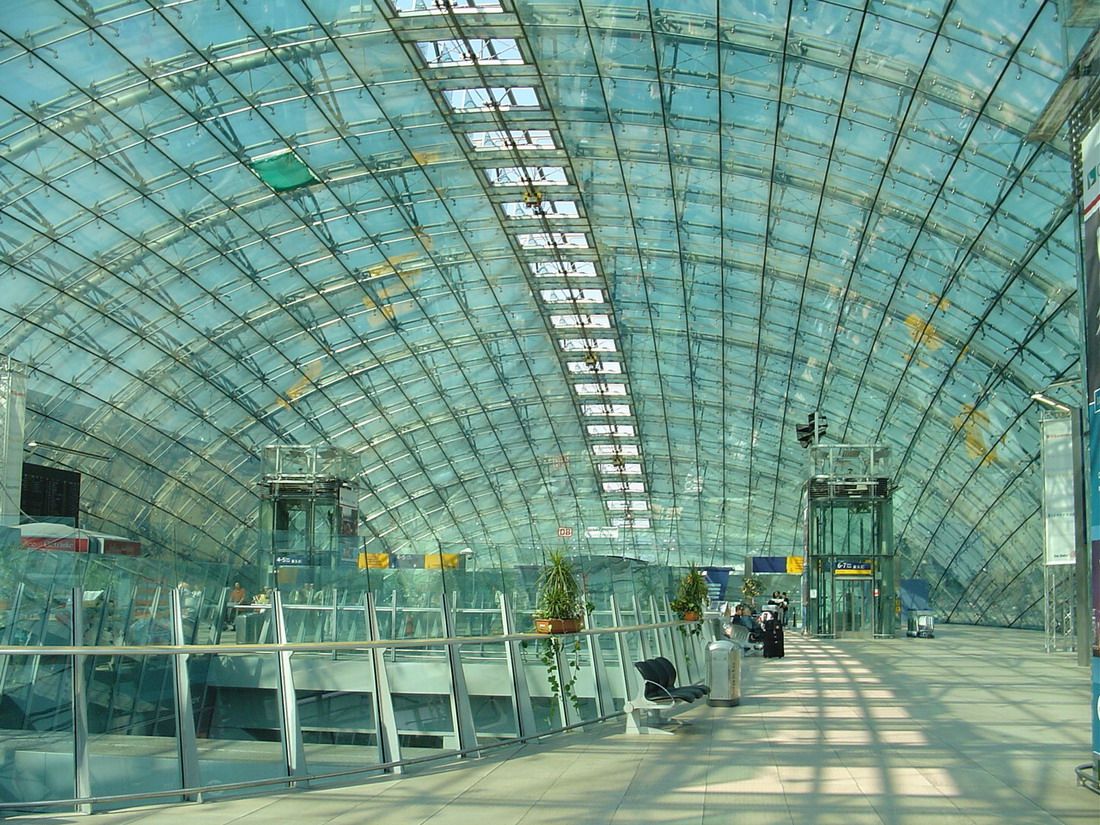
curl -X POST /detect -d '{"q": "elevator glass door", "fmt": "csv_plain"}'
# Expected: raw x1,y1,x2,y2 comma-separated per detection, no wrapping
835,577,873,637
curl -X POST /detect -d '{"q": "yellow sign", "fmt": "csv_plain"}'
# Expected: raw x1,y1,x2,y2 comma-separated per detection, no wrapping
786,556,805,574
358,552,391,569
424,552,460,569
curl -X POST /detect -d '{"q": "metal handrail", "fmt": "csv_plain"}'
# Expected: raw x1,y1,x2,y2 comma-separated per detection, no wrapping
1076,761,1100,794
0,620,680,657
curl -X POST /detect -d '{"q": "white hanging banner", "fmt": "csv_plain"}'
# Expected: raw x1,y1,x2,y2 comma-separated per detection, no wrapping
0,357,27,528
1041,416,1076,566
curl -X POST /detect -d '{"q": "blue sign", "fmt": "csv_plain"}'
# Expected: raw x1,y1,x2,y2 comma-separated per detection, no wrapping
834,560,873,575
700,567,731,605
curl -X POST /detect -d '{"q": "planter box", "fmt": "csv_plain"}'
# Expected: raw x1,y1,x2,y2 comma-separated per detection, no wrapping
534,617,582,634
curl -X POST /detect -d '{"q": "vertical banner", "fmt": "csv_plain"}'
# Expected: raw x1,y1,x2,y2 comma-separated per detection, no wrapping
1041,416,1077,565
0,357,26,528
1080,117,1100,764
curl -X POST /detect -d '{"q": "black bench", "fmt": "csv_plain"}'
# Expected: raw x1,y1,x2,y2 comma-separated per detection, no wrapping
623,656,709,735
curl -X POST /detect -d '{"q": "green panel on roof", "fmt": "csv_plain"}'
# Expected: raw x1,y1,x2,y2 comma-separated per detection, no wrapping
250,151,319,192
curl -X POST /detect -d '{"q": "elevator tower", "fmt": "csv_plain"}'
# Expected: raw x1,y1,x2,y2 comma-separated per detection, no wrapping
259,445,359,585
803,444,897,639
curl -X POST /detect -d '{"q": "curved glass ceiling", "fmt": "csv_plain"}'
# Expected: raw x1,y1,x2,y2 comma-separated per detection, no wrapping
0,0,1094,627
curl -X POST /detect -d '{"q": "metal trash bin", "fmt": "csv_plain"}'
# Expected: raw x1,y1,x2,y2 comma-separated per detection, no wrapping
906,610,935,638
706,639,741,707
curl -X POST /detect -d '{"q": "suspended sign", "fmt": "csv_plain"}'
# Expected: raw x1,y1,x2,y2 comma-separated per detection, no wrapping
358,552,391,569
1041,416,1076,566
425,552,459,569
834,560,872,576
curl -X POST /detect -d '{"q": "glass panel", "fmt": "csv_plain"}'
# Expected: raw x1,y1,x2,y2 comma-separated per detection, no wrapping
86,649,180,808
0,654,74,807
835,578,873,638
195,652,290,797
457,640,518,744
230,604,275,645
289,651,380,779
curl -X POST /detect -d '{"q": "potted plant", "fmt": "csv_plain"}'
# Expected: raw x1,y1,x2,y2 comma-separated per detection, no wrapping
533,550,585,634
741,573,763,606
670,564,708,621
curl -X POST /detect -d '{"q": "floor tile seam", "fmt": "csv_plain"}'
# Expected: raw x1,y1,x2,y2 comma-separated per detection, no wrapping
382,762,554,825
889,726,1090,819
502,739,604,825
859,784,981,825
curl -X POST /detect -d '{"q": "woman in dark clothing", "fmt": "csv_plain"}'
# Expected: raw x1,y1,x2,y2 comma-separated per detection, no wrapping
761,610,785,658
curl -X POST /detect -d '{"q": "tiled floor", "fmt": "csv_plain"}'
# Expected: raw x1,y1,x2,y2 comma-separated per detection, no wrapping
13,626,1098,824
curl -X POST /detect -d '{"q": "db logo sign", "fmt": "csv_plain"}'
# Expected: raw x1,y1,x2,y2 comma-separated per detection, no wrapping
557,527,573,538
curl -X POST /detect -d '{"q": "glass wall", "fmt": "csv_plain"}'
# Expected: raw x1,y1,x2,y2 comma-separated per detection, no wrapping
0,546,701,815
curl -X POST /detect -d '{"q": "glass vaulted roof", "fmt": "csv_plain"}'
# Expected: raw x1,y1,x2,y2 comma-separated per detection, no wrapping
0,0,1095,627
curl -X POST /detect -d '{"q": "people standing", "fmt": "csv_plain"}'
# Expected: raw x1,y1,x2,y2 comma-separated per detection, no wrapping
226,581,247,629
760,608,785,658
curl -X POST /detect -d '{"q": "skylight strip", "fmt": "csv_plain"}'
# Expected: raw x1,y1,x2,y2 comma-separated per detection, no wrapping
611,517,651,529
581,403,631,417
540,288,604,303
606,500,649,511
416,38,522,67
559,338,616,352
502,200,579,219
516,232,589,249
550,314,611,329
602,481,646,493
592,444,639,456
598,463,642,475
468,130,556,152
486,166,568,187
587,424,635,437
574,383,627,396
530,261,597,277
392,0,503,14
567,361,622,374
443,87,539,112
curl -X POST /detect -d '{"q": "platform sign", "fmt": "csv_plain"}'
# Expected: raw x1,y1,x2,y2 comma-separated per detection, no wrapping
834,560,872,576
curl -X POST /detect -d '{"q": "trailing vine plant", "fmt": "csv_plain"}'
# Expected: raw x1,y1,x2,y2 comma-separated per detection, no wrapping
525,550,593,722
537,635,583,718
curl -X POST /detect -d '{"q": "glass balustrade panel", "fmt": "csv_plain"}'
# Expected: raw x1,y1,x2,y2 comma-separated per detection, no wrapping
194,651,291,798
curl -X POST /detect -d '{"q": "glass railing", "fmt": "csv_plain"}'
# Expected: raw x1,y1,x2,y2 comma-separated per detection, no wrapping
0,584,708,814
